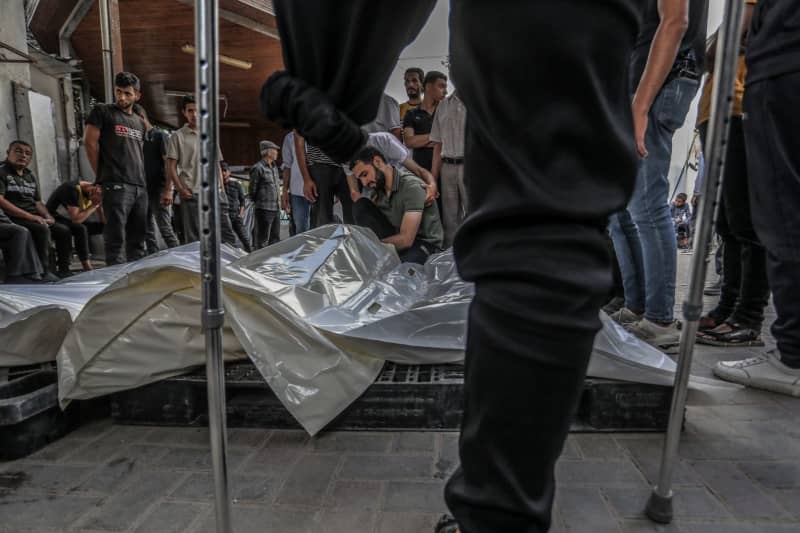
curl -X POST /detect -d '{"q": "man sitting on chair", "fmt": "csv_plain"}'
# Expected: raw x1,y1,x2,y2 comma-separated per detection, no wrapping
350,146,443,264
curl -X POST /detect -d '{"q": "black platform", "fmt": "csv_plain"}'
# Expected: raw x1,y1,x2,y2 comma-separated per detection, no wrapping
111,361,675,432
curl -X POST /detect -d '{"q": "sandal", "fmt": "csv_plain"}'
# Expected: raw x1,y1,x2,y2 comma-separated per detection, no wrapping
696,323,764,347
698,314,726,332
435,515,459,533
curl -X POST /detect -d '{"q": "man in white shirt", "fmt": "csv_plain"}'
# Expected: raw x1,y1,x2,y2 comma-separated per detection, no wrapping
281,131,312,234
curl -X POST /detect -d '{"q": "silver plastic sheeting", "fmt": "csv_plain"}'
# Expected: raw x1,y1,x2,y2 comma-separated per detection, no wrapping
0,225,732,435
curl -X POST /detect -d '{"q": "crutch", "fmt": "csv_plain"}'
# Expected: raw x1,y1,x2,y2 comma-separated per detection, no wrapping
645,0,745,524
195,0,233,531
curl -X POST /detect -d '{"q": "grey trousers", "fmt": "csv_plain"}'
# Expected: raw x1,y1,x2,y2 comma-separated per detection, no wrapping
441,162,468,249
146,192,180,254
180,197,200,243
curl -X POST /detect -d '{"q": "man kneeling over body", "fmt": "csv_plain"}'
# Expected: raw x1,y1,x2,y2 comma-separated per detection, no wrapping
350,146,443,264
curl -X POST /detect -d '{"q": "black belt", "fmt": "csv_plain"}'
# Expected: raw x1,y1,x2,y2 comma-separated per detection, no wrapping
667,57,700,83
442,157,464,165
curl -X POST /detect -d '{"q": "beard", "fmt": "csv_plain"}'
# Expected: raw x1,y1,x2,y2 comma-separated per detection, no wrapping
374,166,387,192
406,88,419,99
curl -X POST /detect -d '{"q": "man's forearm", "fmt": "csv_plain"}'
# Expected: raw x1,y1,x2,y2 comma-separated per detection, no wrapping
404,132,431,149
0,197,35,220
633,15,688,115
35,202,52,219
382,233,412,250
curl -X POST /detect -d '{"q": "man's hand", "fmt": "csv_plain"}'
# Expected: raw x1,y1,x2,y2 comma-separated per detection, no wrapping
633,106,649,158
423,181,438,206
160,189,174,206
281,191,291,212
29,214,47,225
304,180,318,203
44,216,55,225
179,187,193,200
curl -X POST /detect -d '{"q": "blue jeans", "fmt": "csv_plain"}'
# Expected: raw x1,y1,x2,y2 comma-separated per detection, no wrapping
290,194,311,234
611,76,699,323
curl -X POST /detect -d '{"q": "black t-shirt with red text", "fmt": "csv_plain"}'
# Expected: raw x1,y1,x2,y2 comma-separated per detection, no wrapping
86,104,146,187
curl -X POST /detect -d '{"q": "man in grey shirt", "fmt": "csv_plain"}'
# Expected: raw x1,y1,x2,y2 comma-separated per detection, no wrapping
250,140,282,248
361,93,402,139
430,90,467,248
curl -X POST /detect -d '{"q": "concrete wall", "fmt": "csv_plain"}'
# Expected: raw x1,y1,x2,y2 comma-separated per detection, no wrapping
0,0,31,152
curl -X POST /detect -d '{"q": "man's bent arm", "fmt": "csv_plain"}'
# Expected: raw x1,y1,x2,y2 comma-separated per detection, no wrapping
382,210,422,251
293,133,313,186
403,127,432,149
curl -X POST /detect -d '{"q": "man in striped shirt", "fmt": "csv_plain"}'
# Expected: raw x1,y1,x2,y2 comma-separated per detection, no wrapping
294,132,352,228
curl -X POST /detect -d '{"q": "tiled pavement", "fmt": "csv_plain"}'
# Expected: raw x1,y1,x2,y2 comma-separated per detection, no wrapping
1,254,799,533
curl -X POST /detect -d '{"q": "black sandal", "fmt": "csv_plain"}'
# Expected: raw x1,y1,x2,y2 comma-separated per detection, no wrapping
696,323,764,347
435,515,459,533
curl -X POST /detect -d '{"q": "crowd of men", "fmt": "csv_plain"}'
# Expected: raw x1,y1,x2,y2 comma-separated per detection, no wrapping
0,65,469,282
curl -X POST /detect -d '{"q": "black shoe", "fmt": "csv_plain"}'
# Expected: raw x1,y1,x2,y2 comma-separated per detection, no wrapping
56,269,75,279
435,515,459,533
4,274,44,284
40,272,61,283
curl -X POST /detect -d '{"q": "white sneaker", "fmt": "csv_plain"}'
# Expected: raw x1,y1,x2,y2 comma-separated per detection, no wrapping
624,318,681,354
609,307,644,326
713,350,800,397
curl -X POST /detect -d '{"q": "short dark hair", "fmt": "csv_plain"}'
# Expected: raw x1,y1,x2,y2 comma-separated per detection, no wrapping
676,193,688,201
181,94,196,111
404,67,425,83
7,140,32,151
349,146,387,170
423,71,447,87
220,161,230,171
115,71,141,91
132,103,148,121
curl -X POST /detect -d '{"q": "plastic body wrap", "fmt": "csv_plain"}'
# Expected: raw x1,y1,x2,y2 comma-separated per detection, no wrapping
0,225,731,434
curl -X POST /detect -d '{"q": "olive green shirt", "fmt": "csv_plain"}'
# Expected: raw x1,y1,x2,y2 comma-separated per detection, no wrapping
371,166,443,248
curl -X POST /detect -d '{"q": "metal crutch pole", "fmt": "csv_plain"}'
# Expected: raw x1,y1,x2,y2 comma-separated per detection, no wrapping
645,0,745,524
195,0,233,531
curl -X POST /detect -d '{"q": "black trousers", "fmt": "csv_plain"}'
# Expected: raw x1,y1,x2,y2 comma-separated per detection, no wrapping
308,164,352,228
253,208,280,249
229,212,252,252
744,72,800,368
0,222,42,277
146,191,180,254
219,205,244,250
9,217,53,272
102,182,148,265
699,119,770,330
272,1,640,530
353,197,436,264
51,216,104,271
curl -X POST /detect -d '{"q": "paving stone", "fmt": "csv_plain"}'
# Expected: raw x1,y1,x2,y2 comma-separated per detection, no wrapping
433,434,459,479
77,457,142,493
170,472,280,503
227,428,270,448
705,404,794,422
0,464,93,493
340,455,433,480
618,438,703,486
690,461,789,519
68,419,113,440
76,469,180,531
144,427,210,446
113,443,171,465
556,459,647,487
767,489,800,519
61,433,129,465
556,487,620,533
376,511,439,533
318,509,376,533
383,481,446,513
575,435,627,459
324,480,382,510
276,453,341,506
132,501,206,533
311,432,393,453
561,436,581,459
0,493,101,532
153,447,250,471
23,433,88,462
678,523,800,532
198,505,321,533
619,519,681,532
738,462,800,489
392,432,436,453
604,487,730,520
